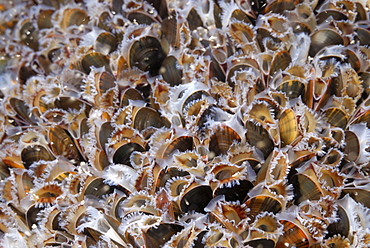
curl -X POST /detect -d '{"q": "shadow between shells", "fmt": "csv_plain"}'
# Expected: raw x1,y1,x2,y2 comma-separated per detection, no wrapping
0,0,370,247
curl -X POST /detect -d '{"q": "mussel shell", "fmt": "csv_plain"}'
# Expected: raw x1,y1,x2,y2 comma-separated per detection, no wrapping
309,29,344,57
34,183,63,205
354,27,370,46
129,36,166,75
263,0,298,14
37,9,54,29
128,11,156,25
245,121,274,159
275,220,309,248
98,122,115,151
326,205,350,238
291,173,322,205
162,136,194,159
180,185,213,214
161,11,180,48
316,10,348,24
276,80,305,99
324,108,348,129
279,108,299,147
83,177,114,199
19,21,39,51
269,51,292,79
49,126,81,163
80,52,111,74
209,125,241,157
21,145,55,169
26,205,44,228
144,224,184,248
340,188,370,208
95,32,118,55
214,180,254,203
120,88,144,107
160,55,183,86
146,0,168,19
133,107,170,131
113,142,145,165
244,195,283,220
343,130,360,162
186,8,203,31
10,98,38,124
245,239,275,248
61,8,89,29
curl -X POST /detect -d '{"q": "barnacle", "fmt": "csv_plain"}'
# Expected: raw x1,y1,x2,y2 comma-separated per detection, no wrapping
0,0,370,247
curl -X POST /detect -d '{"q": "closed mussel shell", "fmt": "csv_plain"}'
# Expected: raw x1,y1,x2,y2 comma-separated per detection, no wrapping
19,20,39,51
120,88,144,107
209,125,241,157
159,55,183,86
21,144,55,169
60,8,89,29
309,29,344,57
278,108,299,147
180,182,213,214
143,223,184,248
275,219,309,248
276,80,305,100
244,194,283,221
49,126,81,163
129,36,166,75
245,120,274,159
162,136,194,159
324,107,348,129
132,107,170,131
80,52,111,74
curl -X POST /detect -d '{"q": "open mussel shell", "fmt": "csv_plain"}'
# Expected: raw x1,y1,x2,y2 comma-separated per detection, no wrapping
269,51,292,79
324,107,348,129
81,177,115,200
33,183,63,206
95,32,118,55
127,11,157,25
340,188,370,208
37,9,54,30
213,180,254,203
354,27,370,46
290,171,322,204
129,36,166,75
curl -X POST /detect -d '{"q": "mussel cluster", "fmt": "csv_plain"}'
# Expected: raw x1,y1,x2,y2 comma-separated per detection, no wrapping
1,0,370,247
